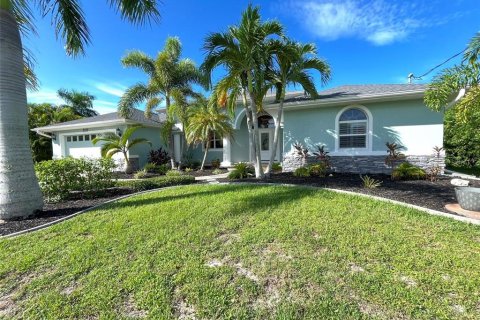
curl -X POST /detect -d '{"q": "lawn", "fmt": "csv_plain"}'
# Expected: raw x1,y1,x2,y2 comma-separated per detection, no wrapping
1,184,479,319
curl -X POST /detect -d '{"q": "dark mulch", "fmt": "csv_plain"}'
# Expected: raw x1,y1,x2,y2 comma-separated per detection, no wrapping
218,173,480,214
0,188,134,237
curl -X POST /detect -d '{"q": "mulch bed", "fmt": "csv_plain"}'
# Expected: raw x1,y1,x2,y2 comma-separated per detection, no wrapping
218,173,480,214
0,188,134,237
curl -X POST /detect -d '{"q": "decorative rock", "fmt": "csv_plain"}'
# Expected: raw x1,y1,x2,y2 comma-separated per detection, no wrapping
451,178,470,187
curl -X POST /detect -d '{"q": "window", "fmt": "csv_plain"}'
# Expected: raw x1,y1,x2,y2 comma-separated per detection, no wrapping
91,134,96,140
72,136,77,142
205,132,223,149
338,108,367,149
67,136,71,142
78,135,84,142
84,135,90,141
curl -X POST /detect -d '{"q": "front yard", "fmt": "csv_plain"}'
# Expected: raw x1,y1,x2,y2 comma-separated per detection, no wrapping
1,184,480,319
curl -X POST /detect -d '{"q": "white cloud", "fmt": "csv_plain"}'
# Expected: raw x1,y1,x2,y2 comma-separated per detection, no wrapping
27,89,63,105
94,83,127,97
94,100,118,114
293,0,429,45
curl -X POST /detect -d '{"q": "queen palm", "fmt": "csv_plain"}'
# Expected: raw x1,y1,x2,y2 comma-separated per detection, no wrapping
0,0,160,219
92,126,151,174
118,37,202,169
186,104,233,171
202,4,284,178
265,40,331,176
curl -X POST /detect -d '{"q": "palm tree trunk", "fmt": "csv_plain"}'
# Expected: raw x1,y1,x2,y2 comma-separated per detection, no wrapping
200,145,209,171
165,95,176,169
246,72,264,179
0,6,44,219
123,152,133,174
242,90,256,163
266,92,285,177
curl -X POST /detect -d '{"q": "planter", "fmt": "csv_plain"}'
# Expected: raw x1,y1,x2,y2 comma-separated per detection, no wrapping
455,187,480,211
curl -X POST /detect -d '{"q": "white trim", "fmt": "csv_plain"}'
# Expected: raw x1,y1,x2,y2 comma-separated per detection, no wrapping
234,108,246,129
334,105,373,152
33,118,162,133
58,128,118,157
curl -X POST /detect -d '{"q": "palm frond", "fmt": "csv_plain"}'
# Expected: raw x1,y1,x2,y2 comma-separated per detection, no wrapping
107,0,160,25
118,83,155,117
122,50,156,77
127,138,152,149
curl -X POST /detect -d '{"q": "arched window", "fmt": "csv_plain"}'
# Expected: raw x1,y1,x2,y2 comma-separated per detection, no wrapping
338,108,368,149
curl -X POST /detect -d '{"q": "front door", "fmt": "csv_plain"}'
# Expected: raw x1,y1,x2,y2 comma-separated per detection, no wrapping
259,129,272,161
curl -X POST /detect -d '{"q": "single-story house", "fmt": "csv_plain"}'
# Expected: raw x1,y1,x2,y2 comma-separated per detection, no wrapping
33,84,445,173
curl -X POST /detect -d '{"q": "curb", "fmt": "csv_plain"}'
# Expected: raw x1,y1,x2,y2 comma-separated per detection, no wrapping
1,184,193,239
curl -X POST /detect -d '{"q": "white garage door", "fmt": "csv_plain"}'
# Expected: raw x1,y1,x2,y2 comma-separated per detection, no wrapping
65,133,101,158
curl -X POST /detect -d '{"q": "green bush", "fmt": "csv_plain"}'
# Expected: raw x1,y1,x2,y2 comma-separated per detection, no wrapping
35,157,116,202
360,175,382,189
211,158,221,169
272,162,282,172
392,162,426,180
116,175,195,192
144,163,168,175
293,167,310,177
166,170,183,177
228,162,254,180
212,168,223,175
307,163,328,177
134,170,148,179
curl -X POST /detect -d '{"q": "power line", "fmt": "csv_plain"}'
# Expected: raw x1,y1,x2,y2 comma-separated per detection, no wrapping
408,48,467,83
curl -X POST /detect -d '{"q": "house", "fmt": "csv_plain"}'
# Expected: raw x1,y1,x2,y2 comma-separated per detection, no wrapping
33,84,445,173
32,108,167,170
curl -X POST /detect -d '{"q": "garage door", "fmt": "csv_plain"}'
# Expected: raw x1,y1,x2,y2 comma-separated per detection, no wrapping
65,133,101,158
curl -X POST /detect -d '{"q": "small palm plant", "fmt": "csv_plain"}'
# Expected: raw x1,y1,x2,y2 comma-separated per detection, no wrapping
93,125,151,174
186,105,233,171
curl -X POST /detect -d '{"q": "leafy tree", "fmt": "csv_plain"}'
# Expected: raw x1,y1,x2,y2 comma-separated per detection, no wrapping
118,37,203,169
202,4,284,178
92,125,151,174
265,39,331,176
28,103,80,162
57,88,98,117
0,0,160,219
186,103,233,171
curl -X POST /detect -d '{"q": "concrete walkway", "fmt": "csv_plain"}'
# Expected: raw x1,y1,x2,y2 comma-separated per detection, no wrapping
195,173,229,184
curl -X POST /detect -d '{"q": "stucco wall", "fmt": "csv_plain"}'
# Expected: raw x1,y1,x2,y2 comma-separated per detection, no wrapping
128,127,164,169
282,98,444,156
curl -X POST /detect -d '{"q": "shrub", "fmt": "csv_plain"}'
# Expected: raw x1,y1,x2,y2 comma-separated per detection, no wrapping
313,145,331,168
148,147,170,166
293,167,310,177
35,157,116,202
391,162,426,180
426,164,442,182
211,158,221,169
385,142,405,167
182,151,201,169
185,167,194,173
134,170,148,179
212,168,223,175
228,162,254,180
144,163,167,175
307,163,327,177
272,162,282,172
116,175,195,192
360,175,382,189
293,142,309,166
166,170,182,177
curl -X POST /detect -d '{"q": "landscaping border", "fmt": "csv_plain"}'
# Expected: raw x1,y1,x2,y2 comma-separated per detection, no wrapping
3,181,478,239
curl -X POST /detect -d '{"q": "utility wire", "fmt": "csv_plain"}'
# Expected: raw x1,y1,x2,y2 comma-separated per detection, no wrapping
410,48,467,81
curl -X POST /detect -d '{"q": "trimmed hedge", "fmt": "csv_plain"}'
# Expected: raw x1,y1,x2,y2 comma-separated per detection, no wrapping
116,175,196,192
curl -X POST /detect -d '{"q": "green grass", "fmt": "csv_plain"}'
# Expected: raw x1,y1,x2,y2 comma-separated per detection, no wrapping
1,184,480,319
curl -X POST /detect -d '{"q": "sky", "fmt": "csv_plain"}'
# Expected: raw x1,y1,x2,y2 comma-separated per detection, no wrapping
25,0,479,114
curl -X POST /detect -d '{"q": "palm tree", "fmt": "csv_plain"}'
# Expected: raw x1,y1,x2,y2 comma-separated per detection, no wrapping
92,126,151,174
57,88,98,117
118,37,202,169
202,4,284,178
265,40,331,176
0,1,160,219
186,104,233,171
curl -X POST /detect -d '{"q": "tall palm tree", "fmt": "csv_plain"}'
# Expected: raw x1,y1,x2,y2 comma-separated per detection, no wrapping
118,37,202,169
202,4,284,178
92,125,151,174
186,103,233,171
0,0,160,219
57,88,98,117
265,40,331,176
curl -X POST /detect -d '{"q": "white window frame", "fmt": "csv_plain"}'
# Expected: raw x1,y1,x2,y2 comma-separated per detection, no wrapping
203,132,223,151
334,105,373,153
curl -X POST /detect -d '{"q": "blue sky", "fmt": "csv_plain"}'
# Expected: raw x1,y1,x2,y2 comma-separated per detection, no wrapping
25,0,479,114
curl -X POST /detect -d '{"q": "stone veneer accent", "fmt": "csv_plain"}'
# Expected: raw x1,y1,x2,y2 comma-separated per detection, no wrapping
282,152,445,174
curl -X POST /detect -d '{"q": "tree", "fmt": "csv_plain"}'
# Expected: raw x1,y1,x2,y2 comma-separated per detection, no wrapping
265,39,331,176
186,103,233,171
57,88,98,117
28,103,80,162
0,0,160,219
202,4,284,178
92,125,151,174
118,37,202,169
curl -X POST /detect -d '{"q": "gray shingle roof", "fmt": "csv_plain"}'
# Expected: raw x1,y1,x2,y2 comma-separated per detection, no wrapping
267,84,428,105
35,108,166,131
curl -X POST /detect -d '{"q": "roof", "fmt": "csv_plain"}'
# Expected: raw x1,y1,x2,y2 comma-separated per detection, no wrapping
34,108,167,132
265,84,428,107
